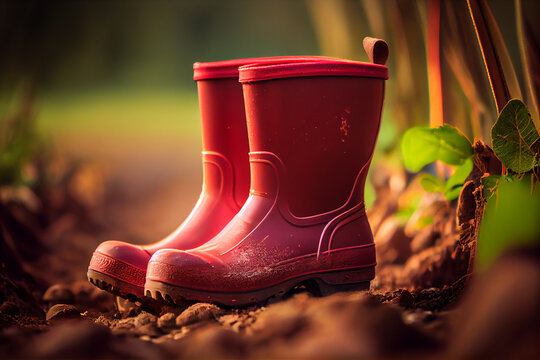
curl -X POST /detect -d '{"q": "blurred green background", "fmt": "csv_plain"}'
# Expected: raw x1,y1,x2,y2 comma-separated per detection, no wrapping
0,0,325,241
1,0,537,242
0,0,320,140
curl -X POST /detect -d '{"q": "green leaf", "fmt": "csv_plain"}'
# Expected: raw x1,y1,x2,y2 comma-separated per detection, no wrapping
433,125,474,165
444,158,474,201
419,173,445,193
481,174,514,201
492,99,540,173
481,175,501,201
402,127,440,172
477,179,540,271
402,124,473,172
444,185,463,202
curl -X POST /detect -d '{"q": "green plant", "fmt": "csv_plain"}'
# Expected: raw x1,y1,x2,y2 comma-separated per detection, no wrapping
482,99,540,200
492,99,539,173
402,99,539,270
476,99,540,270
401,124,473,201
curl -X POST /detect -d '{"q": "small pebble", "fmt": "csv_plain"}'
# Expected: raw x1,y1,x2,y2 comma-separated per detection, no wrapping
157,313,177,330
113,317,136,333
134,312,157,327
402,310,436,325
218,314,239,327
176,303,223,327
46,304,81,321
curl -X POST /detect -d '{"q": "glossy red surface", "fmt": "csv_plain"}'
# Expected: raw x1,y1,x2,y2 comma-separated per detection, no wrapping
88,56,337,298
146,54,388,306
239,60,388,83
193,56,336,80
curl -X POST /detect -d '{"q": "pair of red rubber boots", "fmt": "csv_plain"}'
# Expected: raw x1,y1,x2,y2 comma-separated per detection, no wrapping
88,37,389,307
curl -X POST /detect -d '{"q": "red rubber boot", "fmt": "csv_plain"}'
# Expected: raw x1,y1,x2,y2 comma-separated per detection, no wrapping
145,38,389,306
88,56,334,301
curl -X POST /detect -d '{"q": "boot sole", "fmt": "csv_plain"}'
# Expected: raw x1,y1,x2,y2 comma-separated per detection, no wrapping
145,266,374,307
87,269,144,303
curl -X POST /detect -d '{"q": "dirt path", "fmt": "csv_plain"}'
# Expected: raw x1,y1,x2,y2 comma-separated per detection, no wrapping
1,140,539,359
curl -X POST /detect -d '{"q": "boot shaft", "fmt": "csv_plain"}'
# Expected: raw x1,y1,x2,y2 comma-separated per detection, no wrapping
194,63,249,207
193,57,340,207
240,61,388,218
144,43,390,306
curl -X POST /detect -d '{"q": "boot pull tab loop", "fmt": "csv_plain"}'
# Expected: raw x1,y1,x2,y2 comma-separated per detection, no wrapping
363,37,389,66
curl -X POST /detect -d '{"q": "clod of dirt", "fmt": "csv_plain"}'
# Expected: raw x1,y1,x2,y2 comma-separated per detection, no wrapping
111,317,136,333
130,312,161,337
43,284,75,305
46,304,81,321
370,275,468,311
396,234,470,290
177,325,247,359
134,312,157,327
248,293,310,339
218,313,257,333
246,292,438,359
94,315,112,327
176,303,223,327
306,294,437,358
388,289,415,307
157,313,177,330
108,314,160,337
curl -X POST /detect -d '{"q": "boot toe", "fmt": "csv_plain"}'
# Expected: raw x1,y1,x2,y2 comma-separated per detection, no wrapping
89,240,150,287
147,249,222,288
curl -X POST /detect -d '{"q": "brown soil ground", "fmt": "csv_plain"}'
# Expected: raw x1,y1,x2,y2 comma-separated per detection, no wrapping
1,142,539,359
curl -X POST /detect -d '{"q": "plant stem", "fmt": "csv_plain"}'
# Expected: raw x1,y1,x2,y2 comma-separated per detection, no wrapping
467,0,522,114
